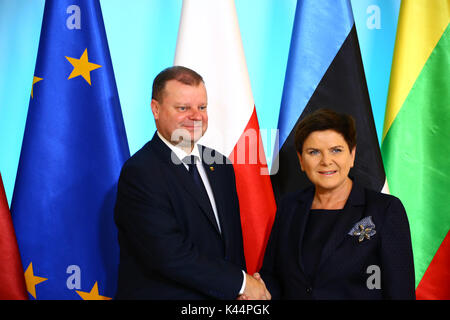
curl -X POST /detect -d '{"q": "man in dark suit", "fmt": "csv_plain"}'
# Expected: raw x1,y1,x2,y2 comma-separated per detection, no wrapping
114,66,270,299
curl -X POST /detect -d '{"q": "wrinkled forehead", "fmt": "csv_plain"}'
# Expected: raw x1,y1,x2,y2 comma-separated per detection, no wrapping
303,129,349,148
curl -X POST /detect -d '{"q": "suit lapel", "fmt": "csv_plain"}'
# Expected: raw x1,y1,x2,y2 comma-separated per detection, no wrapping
201,150,228,242
295,187,314,283
151,135,222,235
316,183,366,273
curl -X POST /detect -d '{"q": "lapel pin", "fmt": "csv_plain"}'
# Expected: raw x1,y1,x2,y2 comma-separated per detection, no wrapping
209,166,215,171
348,216,376,243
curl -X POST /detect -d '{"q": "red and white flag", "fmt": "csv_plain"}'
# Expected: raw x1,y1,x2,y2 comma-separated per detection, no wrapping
0,172,28,299
174,0,276,274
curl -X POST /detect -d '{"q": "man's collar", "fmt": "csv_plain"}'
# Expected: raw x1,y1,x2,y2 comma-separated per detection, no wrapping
157,131,201,162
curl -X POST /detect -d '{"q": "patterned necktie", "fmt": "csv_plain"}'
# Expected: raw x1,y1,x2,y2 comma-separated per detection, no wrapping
183,155,221,234
183,155,205,191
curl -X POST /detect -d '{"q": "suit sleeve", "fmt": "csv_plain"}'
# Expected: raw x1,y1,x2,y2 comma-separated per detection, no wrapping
380,196,416,299
259,201,283,299
226,163,247,273
114,163,244,299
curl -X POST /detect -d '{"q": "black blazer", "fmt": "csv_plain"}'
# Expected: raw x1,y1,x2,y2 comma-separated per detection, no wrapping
260,182,415,299
114,133,246,299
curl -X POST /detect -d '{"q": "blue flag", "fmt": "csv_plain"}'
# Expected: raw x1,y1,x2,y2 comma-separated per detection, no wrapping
11,0,129,300
276,0,354,148
271,0,384,200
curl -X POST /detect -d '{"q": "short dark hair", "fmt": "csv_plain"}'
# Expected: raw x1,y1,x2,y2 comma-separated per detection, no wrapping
152,66,204,102
294,108,356,154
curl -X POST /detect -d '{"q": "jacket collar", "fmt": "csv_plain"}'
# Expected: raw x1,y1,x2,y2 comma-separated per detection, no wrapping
156,131,202,167
295,180,366,282
316,181,366,273
295,179,366,205
149,133,223,236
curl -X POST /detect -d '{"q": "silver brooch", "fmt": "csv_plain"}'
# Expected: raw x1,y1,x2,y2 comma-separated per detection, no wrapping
348,216,376,242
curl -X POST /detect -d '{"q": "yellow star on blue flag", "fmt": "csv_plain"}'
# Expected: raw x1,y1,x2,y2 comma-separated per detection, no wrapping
31,76,43,98
24,262,47,299
66,48,102,85
76,281,112,300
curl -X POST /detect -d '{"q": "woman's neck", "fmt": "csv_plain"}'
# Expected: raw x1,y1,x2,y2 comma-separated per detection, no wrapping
312,178,353,210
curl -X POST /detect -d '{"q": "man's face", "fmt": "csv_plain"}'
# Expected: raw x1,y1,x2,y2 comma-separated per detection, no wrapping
151,79,208,148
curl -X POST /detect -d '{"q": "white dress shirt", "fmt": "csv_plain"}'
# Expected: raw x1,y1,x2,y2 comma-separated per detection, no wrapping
157,132,221,232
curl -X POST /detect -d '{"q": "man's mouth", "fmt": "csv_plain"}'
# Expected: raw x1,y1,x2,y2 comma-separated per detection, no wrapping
183,121,203,129
183,124,203,131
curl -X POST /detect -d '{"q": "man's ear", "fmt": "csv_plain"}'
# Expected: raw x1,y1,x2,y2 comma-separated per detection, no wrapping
151,99,159,120
297,151,304,171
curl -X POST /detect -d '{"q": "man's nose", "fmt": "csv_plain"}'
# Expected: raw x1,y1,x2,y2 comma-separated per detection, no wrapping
189,108,203,120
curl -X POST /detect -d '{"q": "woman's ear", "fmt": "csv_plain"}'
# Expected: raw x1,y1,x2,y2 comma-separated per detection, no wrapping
297,151,304,171
350,145,356,168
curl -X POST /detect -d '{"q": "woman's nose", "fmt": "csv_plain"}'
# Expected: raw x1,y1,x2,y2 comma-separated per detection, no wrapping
320,153,332,166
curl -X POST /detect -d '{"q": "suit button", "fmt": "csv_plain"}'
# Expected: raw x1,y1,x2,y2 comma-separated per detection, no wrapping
306,287,312,294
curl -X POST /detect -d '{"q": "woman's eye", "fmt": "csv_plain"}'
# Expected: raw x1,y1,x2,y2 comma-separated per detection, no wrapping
331,148,342,153
309,150,319,155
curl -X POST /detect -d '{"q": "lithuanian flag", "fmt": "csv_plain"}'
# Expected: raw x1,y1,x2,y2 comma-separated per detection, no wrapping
382,0,450,299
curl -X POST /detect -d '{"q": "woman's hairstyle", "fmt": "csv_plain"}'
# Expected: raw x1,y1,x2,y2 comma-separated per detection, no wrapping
152,65,204,102
294,108,356,154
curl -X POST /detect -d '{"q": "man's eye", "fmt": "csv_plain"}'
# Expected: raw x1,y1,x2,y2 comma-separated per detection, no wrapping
308,150,319,155
178,106,187,111
199,106,207,111
331,148,342,153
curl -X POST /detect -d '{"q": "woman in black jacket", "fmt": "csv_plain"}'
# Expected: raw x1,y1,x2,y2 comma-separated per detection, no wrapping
259,108,415,300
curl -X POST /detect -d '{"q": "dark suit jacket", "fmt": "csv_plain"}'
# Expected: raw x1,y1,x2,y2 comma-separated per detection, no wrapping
114,133,246,299
260,182,415,299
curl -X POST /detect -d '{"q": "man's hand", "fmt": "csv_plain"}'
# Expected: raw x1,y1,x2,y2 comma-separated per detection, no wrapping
237,272,271,300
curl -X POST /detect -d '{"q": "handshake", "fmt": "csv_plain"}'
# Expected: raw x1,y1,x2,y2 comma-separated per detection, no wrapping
238,272,271,300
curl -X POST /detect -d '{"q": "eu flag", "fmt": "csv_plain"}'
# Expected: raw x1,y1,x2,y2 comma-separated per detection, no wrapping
11,0,129,299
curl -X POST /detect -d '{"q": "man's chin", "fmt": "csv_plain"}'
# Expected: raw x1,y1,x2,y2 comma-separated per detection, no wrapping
170,128,205,147
171,135,199,147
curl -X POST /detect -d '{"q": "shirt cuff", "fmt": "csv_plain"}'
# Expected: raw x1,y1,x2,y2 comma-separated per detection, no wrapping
239,270,246,295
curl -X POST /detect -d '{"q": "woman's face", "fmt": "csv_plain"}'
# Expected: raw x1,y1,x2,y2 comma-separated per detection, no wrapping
298,129,355,193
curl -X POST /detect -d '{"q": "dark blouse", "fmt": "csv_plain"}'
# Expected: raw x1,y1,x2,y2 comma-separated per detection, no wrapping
302,209,342,280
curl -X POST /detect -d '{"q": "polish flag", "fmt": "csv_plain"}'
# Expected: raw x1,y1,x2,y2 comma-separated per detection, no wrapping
174,0,276,274
0,172,28,299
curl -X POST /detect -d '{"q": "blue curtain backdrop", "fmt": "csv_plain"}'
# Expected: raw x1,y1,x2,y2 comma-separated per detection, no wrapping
0,0,400,205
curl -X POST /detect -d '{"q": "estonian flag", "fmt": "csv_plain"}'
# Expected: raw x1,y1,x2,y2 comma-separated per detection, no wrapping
271,0,385,202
